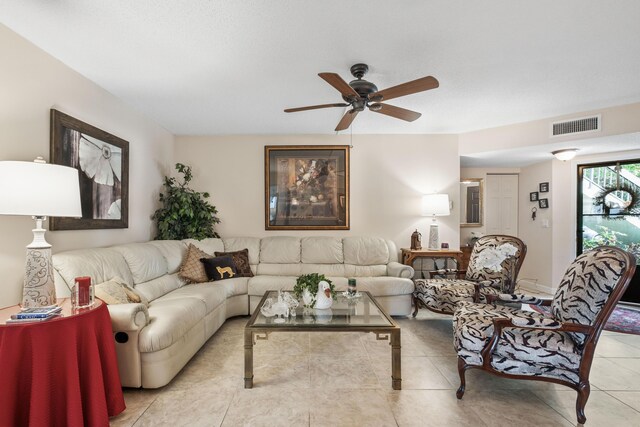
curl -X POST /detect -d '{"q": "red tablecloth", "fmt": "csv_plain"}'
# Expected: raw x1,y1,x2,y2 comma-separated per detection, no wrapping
0,300,125,427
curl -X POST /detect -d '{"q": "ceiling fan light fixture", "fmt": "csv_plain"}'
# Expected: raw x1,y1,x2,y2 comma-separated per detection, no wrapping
369,103,382,112
552,148,579,161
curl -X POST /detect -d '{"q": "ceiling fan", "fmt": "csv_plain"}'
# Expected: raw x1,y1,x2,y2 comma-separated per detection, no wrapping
284,63,439,131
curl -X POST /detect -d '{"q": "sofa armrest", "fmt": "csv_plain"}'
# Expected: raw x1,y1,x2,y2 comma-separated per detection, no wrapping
107,303,149,331
387,261,414,279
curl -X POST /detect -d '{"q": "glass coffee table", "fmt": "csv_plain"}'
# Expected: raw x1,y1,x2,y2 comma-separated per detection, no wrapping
245,290,401,390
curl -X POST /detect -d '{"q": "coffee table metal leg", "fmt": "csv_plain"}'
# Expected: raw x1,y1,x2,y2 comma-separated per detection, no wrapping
244,329,253,388
391,329,401,390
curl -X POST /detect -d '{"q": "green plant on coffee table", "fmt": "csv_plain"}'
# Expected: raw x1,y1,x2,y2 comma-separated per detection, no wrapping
152,163,221,240
293,273,336,307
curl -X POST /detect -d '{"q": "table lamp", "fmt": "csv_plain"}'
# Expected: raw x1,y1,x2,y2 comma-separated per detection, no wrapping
0,157,82,307
422,193,450,250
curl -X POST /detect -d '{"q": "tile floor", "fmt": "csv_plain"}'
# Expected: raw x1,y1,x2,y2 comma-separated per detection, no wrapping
110,308,640,427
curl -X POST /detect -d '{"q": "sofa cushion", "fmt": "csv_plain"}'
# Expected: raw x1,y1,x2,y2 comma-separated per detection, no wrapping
52,248,134,288
343,237,389,266
301,237,343,264
139,297,206,353
157,283,228,313
113,243,168,284
147,240,188,274
135,273,185,302
223,237,261,266
260,237,301,263
215,277,249,298
349,277,415,297
344,264,388,277
179,244,212,283
300,263,345,277
214,249,253,277
247,275,297,296
201,256,238,281
183,238,224,255
256,263,302,276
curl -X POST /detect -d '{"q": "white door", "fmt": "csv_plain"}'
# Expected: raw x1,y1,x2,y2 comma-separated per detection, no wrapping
485,174,518,235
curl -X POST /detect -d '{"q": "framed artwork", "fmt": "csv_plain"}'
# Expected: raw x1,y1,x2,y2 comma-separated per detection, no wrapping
530,191,539,202
265,145,349,230
539,198,549,209
539,182,549,193
50,109,129,230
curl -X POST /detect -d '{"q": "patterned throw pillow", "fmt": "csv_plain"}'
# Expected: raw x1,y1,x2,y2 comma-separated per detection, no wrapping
95,277,148,306
179,244,212,283
214,249,254,277
201,256,238,281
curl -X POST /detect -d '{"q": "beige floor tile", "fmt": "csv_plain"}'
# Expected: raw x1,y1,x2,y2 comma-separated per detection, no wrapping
370,355,453,390
309,332,369,357
608,333,640,350
310,389,397,427
607,391,640,412
534,389,640,426
251,353,310,389
607,357,640,375
309,355,380,389
252,331,310,356
133,377,237,427
110,389,160,427
386,389,487,427
221,388,310,426
594,336,640,358
590,358,640,391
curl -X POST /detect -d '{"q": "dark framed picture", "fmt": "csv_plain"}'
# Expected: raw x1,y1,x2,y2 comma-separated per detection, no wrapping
265,145,349,230
539,182,549,193
50,109,129,230
539,198,549,209
530,191,539,202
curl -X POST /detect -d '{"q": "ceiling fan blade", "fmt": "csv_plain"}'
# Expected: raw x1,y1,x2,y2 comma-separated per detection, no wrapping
335,109,359,131
370,76,439,102
371,103,422,122
284,103,349,113
319,73,360,99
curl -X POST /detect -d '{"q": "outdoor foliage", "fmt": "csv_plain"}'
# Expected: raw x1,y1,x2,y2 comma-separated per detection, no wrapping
584,225,640,259
152,163,220,240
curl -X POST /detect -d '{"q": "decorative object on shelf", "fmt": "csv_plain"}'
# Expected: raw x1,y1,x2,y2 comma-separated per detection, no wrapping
314,281,333,309
410,229,422,250
441,242,449,249
475,242,519,292
153,163,220,240
531,206,537,221
50,109,128,230
592,164,640,219
539,182,549,193
0,158,81,307
265,145,349,230
72,276,95,309
552,148,578,161
529,191,538,201
259,290,290,323
422,193,451,250
348,278,357,296
538,198,549,209
460,178,483,227
293,273,336,308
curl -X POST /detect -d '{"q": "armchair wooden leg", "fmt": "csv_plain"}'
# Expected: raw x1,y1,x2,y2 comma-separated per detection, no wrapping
456,357,467,399
576,382,590,424
412,295,419,318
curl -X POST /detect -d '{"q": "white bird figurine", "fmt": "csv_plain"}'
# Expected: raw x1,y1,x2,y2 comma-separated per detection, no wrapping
314,280,333,309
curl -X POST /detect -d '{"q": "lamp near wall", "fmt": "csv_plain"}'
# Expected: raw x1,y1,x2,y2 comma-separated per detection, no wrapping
422,193,450,250
0,158,81,307
552,148,578,161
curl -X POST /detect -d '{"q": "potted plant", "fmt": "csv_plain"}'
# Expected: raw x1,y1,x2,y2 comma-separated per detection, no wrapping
293,273,336,308
152,163,221,240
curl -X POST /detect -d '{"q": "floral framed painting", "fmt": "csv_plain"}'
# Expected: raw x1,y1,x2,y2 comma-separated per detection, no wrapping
265,145,349,230
50,109,129,230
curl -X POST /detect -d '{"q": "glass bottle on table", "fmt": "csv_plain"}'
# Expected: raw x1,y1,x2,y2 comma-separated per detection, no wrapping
72,276,95,309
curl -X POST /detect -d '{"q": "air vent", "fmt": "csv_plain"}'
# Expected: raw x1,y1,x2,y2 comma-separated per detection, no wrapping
551,115,601,137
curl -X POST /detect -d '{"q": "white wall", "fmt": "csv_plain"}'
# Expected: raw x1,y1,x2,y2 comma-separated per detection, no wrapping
175,134,460,255
0,24,174,306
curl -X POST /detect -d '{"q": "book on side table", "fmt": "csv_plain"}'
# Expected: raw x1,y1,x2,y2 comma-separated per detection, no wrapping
6,305,62,324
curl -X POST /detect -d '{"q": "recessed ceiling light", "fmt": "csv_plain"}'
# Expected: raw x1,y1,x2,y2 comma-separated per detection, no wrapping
551,148,579,161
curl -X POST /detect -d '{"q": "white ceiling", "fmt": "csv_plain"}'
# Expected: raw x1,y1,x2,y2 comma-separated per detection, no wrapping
1,1,640,136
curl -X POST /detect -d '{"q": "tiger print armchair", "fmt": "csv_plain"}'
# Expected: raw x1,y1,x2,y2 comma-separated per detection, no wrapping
412,235,526,315
453,246,636,424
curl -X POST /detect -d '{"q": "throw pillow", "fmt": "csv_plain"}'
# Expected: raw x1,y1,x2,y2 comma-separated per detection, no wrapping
179,243,212,283
201,256,238,281
214,249,254,277
95,278,133,305
121,283,149,307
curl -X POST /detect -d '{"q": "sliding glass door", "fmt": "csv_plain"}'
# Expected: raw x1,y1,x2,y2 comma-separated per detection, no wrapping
577,159,640,304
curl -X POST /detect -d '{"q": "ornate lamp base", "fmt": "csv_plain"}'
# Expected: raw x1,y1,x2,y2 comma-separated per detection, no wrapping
428,223,439,250
22,247,56,308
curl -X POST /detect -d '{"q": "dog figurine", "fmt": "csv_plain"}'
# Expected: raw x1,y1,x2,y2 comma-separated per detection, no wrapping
216,266,235,279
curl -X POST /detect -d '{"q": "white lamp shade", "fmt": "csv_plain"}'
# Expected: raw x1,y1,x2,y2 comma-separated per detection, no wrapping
422,194,450,216
0,161,82,217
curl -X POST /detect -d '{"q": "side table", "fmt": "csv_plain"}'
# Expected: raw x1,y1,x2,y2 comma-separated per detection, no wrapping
0,299,125,427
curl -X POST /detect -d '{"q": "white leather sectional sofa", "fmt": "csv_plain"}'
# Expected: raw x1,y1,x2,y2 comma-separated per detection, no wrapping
52,236,414,388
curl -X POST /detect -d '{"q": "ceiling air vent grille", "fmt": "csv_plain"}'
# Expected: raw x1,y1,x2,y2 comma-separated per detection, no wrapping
551,115,601,137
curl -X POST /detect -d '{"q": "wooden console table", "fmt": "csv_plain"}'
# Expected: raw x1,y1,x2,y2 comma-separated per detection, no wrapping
401,248,463,273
